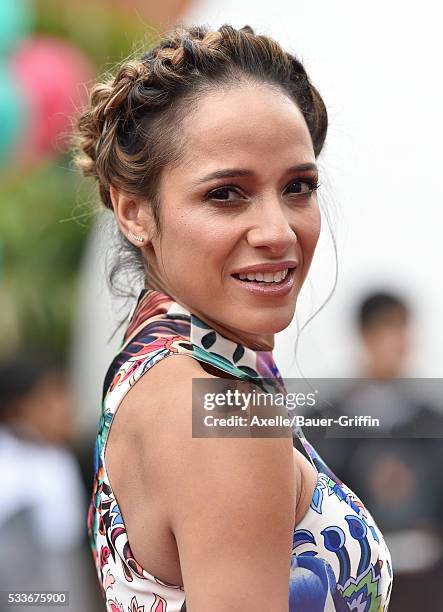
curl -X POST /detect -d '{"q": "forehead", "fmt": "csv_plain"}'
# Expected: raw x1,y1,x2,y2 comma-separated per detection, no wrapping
175,83,315,176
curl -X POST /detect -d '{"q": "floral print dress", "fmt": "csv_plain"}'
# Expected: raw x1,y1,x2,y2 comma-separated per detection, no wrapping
88,289,393,611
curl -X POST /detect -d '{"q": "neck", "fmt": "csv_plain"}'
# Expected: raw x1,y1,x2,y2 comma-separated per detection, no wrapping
362,362,402,380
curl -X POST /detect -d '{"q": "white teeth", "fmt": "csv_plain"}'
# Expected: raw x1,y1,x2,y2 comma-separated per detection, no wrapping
235,269,290,283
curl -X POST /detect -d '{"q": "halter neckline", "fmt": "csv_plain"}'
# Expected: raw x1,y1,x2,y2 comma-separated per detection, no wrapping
121,288,286,390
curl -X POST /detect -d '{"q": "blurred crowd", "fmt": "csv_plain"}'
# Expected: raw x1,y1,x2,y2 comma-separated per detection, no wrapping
0,353,103,611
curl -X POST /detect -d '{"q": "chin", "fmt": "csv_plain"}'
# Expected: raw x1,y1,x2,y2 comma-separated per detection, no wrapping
236,307,295,336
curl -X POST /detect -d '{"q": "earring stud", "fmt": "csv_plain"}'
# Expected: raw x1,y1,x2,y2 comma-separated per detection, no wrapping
128,231,145,244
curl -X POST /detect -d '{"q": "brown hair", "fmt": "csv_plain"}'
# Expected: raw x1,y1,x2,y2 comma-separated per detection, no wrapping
73,23,328,332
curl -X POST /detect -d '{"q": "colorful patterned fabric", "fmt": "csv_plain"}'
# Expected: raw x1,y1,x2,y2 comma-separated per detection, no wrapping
88,289,393,611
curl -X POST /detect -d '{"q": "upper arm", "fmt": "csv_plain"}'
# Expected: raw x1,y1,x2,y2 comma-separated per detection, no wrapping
143,355,296,612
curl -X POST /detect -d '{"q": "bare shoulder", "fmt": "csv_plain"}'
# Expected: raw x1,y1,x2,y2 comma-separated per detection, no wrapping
110,353,225,481
122,352,296,492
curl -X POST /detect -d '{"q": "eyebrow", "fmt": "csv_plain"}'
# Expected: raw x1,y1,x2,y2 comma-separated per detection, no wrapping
192,163,318,186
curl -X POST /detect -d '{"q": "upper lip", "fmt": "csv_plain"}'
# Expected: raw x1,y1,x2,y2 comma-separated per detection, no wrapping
231,260,299,275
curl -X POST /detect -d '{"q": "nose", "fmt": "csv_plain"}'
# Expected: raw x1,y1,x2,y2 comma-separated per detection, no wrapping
246,198,297,256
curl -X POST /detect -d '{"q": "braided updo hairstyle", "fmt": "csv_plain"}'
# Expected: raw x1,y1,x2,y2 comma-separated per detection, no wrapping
73,23,328,333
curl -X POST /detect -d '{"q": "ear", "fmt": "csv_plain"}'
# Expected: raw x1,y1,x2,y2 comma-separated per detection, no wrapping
109,184,156,245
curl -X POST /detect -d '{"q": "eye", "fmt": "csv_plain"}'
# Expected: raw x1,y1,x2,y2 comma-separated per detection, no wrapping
204,185,244,203
285,178,320,196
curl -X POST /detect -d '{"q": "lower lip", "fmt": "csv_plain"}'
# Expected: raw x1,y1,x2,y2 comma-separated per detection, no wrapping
230,268,296,297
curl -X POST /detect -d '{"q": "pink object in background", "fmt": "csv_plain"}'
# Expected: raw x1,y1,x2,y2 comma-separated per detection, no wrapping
9,36,95,165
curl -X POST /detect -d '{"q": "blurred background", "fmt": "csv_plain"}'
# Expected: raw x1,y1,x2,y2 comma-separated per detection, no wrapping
0,0,442,610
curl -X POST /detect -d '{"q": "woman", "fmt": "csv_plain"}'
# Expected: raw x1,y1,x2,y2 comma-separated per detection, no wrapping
75,23,393,611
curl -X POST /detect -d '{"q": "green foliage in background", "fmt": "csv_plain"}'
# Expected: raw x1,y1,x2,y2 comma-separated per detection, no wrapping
34,0,159,71
0,157,95,360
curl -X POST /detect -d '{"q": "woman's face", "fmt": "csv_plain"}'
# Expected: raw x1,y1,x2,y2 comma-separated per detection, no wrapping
145,83,321,344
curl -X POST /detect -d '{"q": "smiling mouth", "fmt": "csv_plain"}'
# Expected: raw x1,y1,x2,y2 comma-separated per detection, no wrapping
231,268,293,285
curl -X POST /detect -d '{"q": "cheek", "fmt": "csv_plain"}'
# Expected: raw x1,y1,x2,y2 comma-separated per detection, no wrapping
297,202,321,260
159,210,233,276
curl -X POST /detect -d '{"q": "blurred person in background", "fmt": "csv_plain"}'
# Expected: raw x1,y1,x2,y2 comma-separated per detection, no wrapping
0,353,102,611
300,290,443,611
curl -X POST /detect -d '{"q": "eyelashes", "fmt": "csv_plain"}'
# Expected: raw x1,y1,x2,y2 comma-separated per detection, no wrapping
285,179,321,197
204,179,321,205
